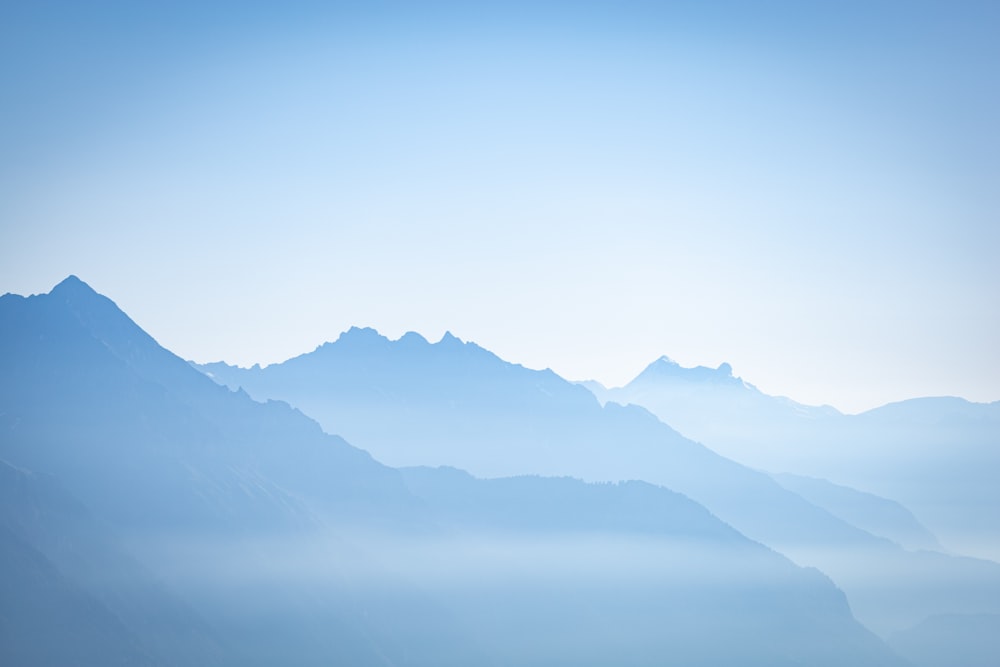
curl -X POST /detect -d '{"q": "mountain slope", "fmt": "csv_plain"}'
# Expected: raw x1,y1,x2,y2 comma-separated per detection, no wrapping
0,459,233,666
0,521,156,667
771,473,941,552
591,356,841,470
397,467,903,667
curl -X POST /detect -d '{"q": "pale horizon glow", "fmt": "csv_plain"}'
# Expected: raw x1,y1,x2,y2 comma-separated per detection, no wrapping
2,1,998,414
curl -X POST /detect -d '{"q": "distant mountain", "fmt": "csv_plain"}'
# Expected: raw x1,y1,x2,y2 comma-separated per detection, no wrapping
194,328,876,553
194,327,1000,638
846,398,1000,560
593,356,1000,561
0,276,908,666
771,473,941,552
586,356,841,469
396,467,904,666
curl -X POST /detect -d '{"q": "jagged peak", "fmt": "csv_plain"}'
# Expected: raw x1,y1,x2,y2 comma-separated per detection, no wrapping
632,355,740,386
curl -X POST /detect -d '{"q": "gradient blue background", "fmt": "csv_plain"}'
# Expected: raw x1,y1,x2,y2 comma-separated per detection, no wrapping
2,0,997,411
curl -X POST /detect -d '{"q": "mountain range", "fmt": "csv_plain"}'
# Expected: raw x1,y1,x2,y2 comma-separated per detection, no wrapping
194,324,1000,640
0,276,903,666
2,276,996,665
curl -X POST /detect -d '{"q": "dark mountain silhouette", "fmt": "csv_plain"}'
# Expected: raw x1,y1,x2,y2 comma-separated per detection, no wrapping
194,327,1000,637
591,356,1000,561
0,276,908,666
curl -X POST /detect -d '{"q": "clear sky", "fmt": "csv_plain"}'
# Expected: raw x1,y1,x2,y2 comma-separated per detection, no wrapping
2,1,998,413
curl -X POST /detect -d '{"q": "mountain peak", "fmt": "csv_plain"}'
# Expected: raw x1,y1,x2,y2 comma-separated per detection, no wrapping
631,355,739,387
439,331,462,345
336,326,387,344
398,331,429,345
50,275,99,300
46,276,127,324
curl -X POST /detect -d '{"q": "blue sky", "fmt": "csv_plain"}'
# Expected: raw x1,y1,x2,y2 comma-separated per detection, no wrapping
2,1,998,412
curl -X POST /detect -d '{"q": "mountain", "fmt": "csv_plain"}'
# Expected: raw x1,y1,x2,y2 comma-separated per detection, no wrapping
193,328,877,552
0,276,908,666
771,473,941,552
594,356,1000,561
0,277,444,665
396,466,903,666
845,398,1000,559
193,326,1000,638
586,355,841,470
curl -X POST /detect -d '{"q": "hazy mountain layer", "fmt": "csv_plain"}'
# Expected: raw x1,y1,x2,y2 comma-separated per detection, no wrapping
195,328,875,550
195,327,1000,637
771,473,941,552
595,357,1000,560
0,276,907,666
